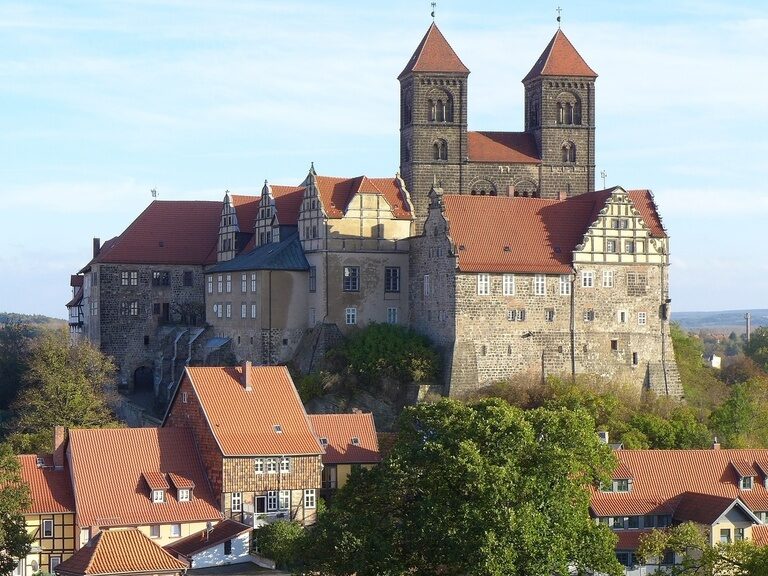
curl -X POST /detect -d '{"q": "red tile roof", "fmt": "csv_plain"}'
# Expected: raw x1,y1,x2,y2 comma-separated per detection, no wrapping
626,190,667,238
168,473,194,490
230,194,260,233
753,524,768,546
180,365,324,457
93,201,221,266
399,22,469,79
441,189,665,274
308,413,382,465
674,492,742,525
55,528,188,575
68,428,221,528
163,519,250,560
523,29,597,82
18,455,75,514
141,471,170,491
467,132,540,164
732,460,757,478
315,175,411,220
616,529,653,550
66,286,84,308
272,185,305,225
613,461,635,480
591,449,768,518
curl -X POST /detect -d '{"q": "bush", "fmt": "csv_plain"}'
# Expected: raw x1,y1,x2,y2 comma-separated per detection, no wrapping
254,520,305,569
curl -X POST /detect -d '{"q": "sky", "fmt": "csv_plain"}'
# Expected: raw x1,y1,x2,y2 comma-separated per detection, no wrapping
1,0,766,318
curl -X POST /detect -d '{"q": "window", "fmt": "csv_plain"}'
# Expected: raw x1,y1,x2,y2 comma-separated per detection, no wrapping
602,270,614,288
130,271,138,285
736,527,746,541
121,271,129,285
606,239,617,253
251,304,257,319
254,459,264,474
225,303,231,318
635,312,647,327
241,303,247,318
534,274,546,296
545,309,555,322
224,539,232,555
387,307,398,324
129,301,138,316
273,424,283,433
477,273,490,295
615,479,630,492
433,139,448,161
508,309,526,322
611,339,619,351
280,457,291,473
720,528,732,543
561,141,576,162
267,491,278,511
152,271,170,286
231,492,242,512
80,528,90,547
581,271,594,288
91,300,98,316
584,309,595,322
182,391,188,403
423,274,430,298
385,267,401,293
170,524,181,538
632,351,639,365
225,274,232,293
345,307,357,325
612,219,629,229
50,557,61,571
267,458,277,474
152,489,165,503
343,266,360,291
741,476,754,490
42,519,54,538
304,489,316,509
559,275,571,296
502,274,515,296
217,275,223,293
178,489,190,502
207,276,213,294
279,490,291,510
612,517,625,529
251,272,257,292
618,310,627,324
627,516,639,529
625,240,635,254
241,273,247,293
309,266,317,292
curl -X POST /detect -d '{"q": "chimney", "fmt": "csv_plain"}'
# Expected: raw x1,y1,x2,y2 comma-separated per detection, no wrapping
92,237,101,258
243,360,252,391
53,426,67,469
712,437,721,450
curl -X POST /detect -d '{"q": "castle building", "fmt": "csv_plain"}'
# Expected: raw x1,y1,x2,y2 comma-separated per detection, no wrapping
68,20,680,400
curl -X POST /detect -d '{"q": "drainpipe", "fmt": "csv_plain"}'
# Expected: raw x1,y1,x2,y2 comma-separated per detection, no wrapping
268,270,273,365
570,272,576,380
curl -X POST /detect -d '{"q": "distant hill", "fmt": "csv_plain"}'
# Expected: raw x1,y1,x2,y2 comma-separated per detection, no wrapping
673,309,768,333
0,312,67,328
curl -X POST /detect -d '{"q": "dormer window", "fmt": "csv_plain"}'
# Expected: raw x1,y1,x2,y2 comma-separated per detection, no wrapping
178,489,190,502
614,479,630,492
319,437,329,447
152,489,165,503
741,476,754,490
351,437,360,446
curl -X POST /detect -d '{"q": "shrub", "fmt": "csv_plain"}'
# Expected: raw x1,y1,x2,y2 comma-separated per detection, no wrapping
254,520,305,569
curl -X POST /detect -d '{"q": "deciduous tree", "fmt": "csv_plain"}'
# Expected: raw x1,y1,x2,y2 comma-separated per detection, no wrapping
0,444,32,574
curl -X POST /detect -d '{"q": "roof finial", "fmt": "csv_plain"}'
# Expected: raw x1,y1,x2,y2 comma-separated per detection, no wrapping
431,1,436,20
556,6,562,28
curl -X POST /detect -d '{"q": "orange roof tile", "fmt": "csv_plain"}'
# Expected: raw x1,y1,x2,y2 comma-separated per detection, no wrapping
68,428,221,528
399,22,469,79
308,413,382,465
753,524,768,546
616,529,653,551
18,455,75,514
55,528,188,575
230,194,261,233
163,519,250,560
180,365,324,457
591,449,768,518
626,190,667,238
315,175,411,220
523,29,597,82
674,492,742,525
467,132,540,164
613,461,634,480
167,473,194,490
272,185,305,225
94,201,222,266
731,460,757,478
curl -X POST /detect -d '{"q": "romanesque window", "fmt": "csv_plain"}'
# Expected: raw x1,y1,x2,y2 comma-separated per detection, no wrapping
477,273,490,295
556,94,582,125
534,274,546,296
471,179,498,196
562,141,576,163
559,275,571,295
343,266,360,292
433,139,448,161
513,180,540,198
502,274,515,296
428,99,436,122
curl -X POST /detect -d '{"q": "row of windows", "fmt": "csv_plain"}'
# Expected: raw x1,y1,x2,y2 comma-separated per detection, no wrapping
230,489,316,512
605,239,645,254
597,514,671,530
345,307,399,325
253,457,291,474
120,270,193,287
211,303,258,319
343,266,401,293
503,308,647,325
473,272,648,295
208,273,258,295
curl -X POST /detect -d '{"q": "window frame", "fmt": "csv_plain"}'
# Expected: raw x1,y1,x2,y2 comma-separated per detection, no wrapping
581,271,594,288
345,307,357,325
152,489,165,503
309,266,317,293
502,274,515,296
231,491,242,512
534,274,546,296
304,489,316,509
559,275,571,296
343,266,360,292
42,519,54,538
384,267,401,293
267,490,278,511
477,273,491,296
170,524,181,538
602,270,614,288
279,489,291,510
254,458,264,474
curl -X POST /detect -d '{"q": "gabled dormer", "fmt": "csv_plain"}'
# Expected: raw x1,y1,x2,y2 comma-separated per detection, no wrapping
731,460,758,490
217,191,240,262
142,471,170,503
168,473,195,502
754,460,768,489
601,461,634,493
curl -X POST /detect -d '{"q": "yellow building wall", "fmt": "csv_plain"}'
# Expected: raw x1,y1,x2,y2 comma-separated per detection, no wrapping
132,520,212,547
22,512,76,575
336,463,375,490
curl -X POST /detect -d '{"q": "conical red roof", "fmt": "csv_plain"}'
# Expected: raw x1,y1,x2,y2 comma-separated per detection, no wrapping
523,29,597,82
399,22,469,79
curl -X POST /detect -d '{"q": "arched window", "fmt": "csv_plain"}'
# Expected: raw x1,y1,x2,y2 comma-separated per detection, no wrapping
565,103,573,125
557,102,565,125
556,92,582,126
573,101,582,125
445,98,454,122
562,141,576,163
428,99,436,122
440,140,448,160
436,99,445,122
433,140,448,160
427,91,453,123
513,179,539,198
433,142,440,160
470,179,497,196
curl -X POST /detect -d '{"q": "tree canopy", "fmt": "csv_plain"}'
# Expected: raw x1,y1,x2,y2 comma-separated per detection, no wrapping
0,444,32,574
303,398,622,576
745,327,768,373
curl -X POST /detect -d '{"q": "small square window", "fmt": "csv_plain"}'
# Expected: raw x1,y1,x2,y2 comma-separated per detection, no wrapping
170,524,181,538
638,312,647,325
319,437,328,446
273,424,283,433
351,437,360,445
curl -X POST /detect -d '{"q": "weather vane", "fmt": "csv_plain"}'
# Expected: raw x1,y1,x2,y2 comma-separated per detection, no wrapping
600,170,607,189
431,2,436,20
556,6,562,28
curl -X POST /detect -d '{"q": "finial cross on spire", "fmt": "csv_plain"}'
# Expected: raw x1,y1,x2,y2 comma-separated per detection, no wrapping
600,170,607,189
556,6,562,28
431,1,436,20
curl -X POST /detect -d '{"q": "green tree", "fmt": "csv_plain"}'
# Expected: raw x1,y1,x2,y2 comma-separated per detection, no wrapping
744,327,768,372
710,378,768,448
0,444,33,574
253,521,306,569
5,330,118,453
638,522,768,575
0,322,33,410
671,324,729,411
304,399,622,576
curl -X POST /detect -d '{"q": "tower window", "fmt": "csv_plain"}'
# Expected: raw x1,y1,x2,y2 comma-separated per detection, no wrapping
428,99,436,122
562,142,576,163
433,140,448,161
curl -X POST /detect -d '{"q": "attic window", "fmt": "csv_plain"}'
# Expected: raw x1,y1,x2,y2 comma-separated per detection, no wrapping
36,456,45,468
273,424,283,434
152,489,165,503
351,437,360,446
319,437,329,446
741,476,754,490
178,489,191,502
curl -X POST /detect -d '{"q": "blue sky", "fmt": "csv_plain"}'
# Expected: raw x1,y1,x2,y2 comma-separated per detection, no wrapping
1,0,766,318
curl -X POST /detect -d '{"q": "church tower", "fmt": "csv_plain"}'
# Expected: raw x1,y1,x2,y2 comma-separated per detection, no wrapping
523,29,597,198
399,23,469,232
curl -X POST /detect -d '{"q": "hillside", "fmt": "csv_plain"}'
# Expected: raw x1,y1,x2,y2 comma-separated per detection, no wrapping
672,309,768,333
0,312,67,328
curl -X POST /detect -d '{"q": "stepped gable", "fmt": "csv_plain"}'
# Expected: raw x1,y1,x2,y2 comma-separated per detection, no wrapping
92,200,222,265
523,29,597,81
18,454,75,514
180,365,324,456
315,175,411,220
54,529,188,576
467,131,541,163
67,427,221,528
398,22,469,79
308,413,382,465
590,448,768,517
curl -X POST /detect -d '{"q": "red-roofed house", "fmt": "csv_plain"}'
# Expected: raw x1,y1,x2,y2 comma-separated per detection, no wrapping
163,364,323,527
163,519,252,569
308,413,381,495
591,447,768,573
411,185,679,397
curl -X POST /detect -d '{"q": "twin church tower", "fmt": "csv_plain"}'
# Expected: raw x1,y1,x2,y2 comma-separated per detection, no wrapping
398,23,597,230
